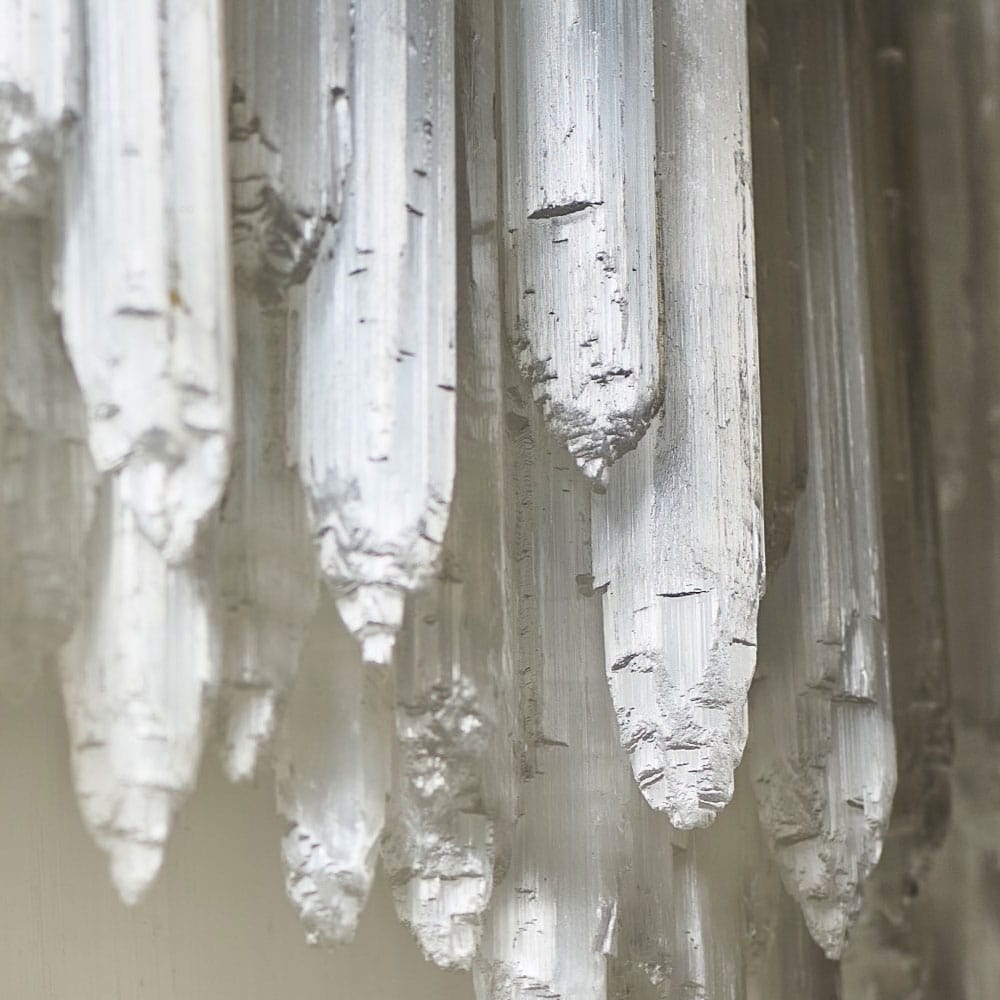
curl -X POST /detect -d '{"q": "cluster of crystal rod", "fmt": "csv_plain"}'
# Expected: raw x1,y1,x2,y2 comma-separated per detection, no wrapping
5,0,988,995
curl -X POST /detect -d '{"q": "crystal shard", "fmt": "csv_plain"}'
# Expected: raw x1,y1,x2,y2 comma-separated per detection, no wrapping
216,295,318,781
748,0,896,959
294,0,455,663
593,0,763,829
473,392,614,999
495,0,660,484
59,480,219,903
218,0,337,779
474,376,654,1000
840,3,953,994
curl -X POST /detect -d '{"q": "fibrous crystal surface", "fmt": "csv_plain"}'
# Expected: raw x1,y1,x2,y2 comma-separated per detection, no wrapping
6,0,997,995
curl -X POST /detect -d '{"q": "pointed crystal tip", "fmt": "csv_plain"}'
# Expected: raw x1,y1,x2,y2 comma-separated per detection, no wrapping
330,582,404,666
108,839,165,906
801,897,853,961
221,689,278,782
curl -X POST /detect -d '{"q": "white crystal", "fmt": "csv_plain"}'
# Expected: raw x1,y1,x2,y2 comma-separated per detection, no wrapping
274,591,393,944
747,0,897,959
380,0,518,968
217,296,318,781
294,0,456,662
496,0,660,483
59,480,219,904
593,0,763,830
475,378,669,1000
59,0,233,562
56,0,233,905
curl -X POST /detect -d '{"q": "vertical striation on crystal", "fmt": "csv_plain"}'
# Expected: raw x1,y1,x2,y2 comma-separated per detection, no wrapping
593,0,763,830
381,0,518,967
495,0,660,485
0,0,991,990
216,293,318,781
294,0,456,664
606,800,675,1000
60,480,219,904
746,864,841,1000
748,0,896,960
56,0,233,904
217,0,342,779
382,598,496,969
473,379,632,1000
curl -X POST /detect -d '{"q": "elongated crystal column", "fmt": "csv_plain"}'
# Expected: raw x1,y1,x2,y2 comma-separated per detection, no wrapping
295,0,456,663
60,481,219,904
839,3,952,993
381,0,517,967
60,0,233,562
496,0,660,485
593,0,763,829
474,381,631,1000
57,0,233,902
748,0,896,959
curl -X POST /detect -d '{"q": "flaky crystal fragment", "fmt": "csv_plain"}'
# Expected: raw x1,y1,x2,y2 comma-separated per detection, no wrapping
592,0,763,830
0,221,94,699
496,0,660,484
383,607,494,968
748,0,896,960
274,591,393,944
295,0,455,663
